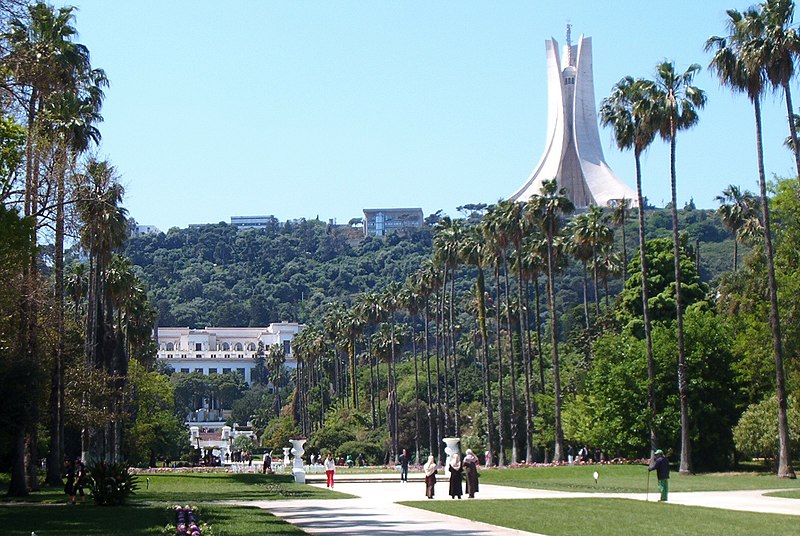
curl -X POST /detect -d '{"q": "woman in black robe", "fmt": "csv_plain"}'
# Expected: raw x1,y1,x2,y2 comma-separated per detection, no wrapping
423,455,437,499
463,449,479,498
448,452,463,499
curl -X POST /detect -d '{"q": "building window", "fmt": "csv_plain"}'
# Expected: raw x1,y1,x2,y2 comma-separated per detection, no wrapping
195,343,202,351
247,342,256,351
238,354,244,359
196,354,202,359
222,343,230,351
223,368,231,374
237,368,246,378
224,354,230,359
194,368,203,374
234,343,243,351
181,354,187,359
180,368,189,374
209,368,217,374
168,354,174,359
283,340,291,355
166,342,174,351
211,354,216,358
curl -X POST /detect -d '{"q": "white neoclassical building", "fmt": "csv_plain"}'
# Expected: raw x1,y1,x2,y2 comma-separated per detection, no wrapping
156,323,303,385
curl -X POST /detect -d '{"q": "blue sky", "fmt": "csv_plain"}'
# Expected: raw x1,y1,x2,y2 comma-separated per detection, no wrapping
60,0,798,231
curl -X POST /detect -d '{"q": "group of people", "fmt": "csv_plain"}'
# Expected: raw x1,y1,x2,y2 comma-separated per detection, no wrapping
63,458,87,505
567,444,605,464
422,448,480,500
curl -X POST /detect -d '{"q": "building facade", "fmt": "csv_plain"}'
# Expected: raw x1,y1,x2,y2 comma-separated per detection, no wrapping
362,207,424,237
510,28,636,208
156,323,302,385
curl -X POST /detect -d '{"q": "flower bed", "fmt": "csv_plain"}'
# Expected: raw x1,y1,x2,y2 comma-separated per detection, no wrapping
166,505,211,536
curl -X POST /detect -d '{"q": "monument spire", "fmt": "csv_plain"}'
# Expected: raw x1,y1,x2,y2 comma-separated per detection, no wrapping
566,22,573,67
509,30,636,208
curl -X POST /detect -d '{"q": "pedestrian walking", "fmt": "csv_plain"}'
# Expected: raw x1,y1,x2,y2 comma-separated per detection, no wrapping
448,452,463,499
648,449,670,501
423,455,437,499
324,453,336,488
63,459,76,505
463,449,479,498
399,448,409,482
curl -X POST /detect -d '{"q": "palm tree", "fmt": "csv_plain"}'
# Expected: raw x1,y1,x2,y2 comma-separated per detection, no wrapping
758,0,800,176
650,60,706,475
460,224,496,466
74,158,128,463
599,75,660,457
380,282,403,462
567,212,595,329
610,199,631,282
527,178,574,462
481,204,508,465
715,184,760,272
41,64,106,487
707,10,796,479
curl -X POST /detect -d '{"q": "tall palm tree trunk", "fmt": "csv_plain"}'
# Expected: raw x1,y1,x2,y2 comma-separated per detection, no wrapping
635,154,659,456
503,257,519,463
753,98,796,479
669,129,692,475
475,265,495,466
546,225,564,462
450,272,461,436
494,265,506,466
516,248,534,463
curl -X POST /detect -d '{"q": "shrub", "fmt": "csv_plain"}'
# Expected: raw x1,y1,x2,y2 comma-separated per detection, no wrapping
87,461,139,505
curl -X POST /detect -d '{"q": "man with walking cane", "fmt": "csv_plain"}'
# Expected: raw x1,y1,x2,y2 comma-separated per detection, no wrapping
648,449,670,501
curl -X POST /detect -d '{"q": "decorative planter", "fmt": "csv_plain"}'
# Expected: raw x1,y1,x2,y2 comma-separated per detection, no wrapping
289,439,307,484
443,437,460,469
282,447,291,469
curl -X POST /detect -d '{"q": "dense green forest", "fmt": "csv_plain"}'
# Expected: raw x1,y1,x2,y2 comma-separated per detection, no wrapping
124,205,734,330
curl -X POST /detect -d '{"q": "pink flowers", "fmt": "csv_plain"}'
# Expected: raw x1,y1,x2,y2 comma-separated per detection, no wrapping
174,505,202,536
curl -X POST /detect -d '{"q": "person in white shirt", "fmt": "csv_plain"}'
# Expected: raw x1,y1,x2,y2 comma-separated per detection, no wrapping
324,453,336,488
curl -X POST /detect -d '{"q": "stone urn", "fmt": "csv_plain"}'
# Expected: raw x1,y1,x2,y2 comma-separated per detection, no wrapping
282,447,291,469
443,437,461,469
290,439,307,484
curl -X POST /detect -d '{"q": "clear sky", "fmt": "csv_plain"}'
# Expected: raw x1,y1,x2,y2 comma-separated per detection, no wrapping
57,0,798,231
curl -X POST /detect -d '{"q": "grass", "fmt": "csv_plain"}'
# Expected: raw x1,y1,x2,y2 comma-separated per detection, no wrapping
403,497,800,536
764,489,800,499
133,472,354,501
479,464,800,493
0,471,351,535
0,503,305,535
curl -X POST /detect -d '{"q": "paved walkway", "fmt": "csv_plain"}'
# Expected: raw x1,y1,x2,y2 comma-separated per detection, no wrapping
231,474,800,535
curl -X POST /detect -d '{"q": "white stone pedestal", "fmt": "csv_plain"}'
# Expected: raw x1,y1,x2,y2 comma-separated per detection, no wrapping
282,447,291,470
290,439,307,484
443,437,460,469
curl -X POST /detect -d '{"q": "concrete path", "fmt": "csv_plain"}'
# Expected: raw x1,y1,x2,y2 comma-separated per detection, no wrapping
231,474,800,535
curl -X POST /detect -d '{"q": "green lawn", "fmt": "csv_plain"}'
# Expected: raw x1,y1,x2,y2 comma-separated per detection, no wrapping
134,472,353,501
765,489,800,499
479,464,800,493
0,471,351,535
404,498,800,536
0,503,305,535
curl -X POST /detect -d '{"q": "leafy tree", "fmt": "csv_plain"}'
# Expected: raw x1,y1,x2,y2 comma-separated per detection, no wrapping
124,359,187,467
734,395,799,463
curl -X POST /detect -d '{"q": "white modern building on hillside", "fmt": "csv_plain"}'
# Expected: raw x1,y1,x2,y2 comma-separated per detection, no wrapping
363,207,424,237
156,323,302,385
